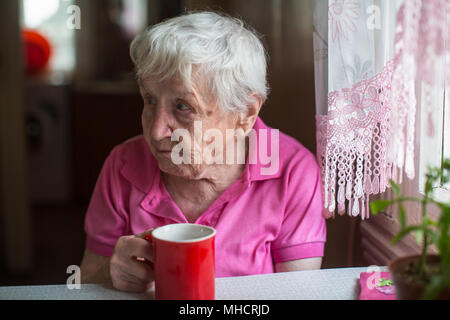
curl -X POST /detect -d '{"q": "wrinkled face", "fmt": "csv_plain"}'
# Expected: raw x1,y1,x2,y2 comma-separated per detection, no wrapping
139,76,243,180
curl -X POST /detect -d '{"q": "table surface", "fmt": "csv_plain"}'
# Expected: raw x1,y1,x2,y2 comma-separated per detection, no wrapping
0,267,383,300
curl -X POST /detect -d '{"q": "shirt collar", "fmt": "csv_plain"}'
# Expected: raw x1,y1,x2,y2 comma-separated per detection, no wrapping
119,137,158,194
247,117,282,181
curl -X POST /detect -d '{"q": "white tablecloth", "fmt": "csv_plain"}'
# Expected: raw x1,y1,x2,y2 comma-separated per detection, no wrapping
0,267,381,300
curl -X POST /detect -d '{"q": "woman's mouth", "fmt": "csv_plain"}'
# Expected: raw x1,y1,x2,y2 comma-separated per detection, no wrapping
155,148,172,156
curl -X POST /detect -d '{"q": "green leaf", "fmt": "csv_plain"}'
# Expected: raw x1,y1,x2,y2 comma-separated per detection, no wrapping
424,216,438,227
421,275,445,300
430,231,440,247
392,225,423,244
398,202,407,228
370,200,394,215
439,232,450,260
438,205,450,225
441,159,450,183
390,180,402,197
442,158,450,171
438,207,450,255
414,229,423,245
378,278,393,287
442,170,450,184
424,179,433,195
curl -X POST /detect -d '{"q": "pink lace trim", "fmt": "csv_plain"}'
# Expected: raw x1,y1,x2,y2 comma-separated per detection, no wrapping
388,0,448,176
316,60,395,219
317,0,449,219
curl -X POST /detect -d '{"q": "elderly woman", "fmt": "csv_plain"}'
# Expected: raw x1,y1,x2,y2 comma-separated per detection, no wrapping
80,11,326,292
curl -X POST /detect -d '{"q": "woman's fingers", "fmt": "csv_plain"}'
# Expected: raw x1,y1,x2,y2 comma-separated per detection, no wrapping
111,254,154,292
129,256,154,281
115,234,154,262
134,228,154,240
112,270,152,293
110,234,155,292
134,228,154,262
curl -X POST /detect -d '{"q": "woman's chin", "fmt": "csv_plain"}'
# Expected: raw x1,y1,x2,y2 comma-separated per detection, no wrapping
156,158,205,180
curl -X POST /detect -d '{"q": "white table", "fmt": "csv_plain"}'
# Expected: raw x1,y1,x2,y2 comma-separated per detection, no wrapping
0,267,380,300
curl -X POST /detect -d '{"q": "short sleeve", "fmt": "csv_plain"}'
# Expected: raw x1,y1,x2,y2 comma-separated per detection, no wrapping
271,151,326,263
84,146,129,257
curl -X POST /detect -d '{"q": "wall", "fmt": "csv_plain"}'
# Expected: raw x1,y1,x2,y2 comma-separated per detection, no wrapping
0,0,33,273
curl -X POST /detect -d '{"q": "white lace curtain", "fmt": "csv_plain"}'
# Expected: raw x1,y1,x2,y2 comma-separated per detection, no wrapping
313,0,450,219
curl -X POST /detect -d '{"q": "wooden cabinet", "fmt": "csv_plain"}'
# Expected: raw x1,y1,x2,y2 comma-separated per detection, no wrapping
357,212,420,267
355,185,433,267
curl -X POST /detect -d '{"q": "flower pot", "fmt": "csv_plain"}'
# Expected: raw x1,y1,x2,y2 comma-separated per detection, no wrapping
388,254,450,300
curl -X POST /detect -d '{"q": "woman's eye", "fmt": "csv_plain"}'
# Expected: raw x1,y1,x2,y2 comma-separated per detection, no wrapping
146,97,156,105
176,103,190,111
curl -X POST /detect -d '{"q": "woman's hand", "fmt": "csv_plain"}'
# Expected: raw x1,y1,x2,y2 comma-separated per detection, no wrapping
110,229,154,292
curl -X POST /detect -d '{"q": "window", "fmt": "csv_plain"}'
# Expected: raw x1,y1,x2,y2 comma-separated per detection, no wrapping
20,0,148,74
418,55,450,204
443,87,450,189
371,50,449,256
20,0,76,73
21,0,75,71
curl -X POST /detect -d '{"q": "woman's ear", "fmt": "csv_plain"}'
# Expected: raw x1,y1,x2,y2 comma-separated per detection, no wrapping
237,94,263,134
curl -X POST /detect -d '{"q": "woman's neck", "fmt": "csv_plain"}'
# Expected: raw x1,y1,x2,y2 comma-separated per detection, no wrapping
162,163,245,221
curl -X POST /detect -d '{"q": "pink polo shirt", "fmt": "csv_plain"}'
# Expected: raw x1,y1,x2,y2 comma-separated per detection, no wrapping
84,117,326,277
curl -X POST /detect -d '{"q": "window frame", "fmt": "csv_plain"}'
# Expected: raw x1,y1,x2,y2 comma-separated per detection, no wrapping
417,57,450,204
375,57,449,258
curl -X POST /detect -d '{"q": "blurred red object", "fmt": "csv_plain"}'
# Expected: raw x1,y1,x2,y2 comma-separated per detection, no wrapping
22,29,52,75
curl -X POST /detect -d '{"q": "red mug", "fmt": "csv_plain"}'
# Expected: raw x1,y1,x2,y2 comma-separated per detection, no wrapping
145,223,216,300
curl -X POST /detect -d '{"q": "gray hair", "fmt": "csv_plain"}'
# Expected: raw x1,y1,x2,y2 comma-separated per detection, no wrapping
130,11,269,113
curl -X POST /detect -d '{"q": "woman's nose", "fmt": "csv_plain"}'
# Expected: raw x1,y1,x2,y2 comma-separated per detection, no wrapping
149,106,173,141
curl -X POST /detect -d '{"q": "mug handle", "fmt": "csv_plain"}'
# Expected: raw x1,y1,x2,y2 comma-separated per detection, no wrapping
144,234,154,263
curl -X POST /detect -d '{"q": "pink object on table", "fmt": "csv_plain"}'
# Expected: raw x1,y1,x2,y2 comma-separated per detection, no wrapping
359,271,396,300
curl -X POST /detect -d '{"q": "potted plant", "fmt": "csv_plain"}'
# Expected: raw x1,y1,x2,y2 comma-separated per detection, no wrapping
370,159,450,300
